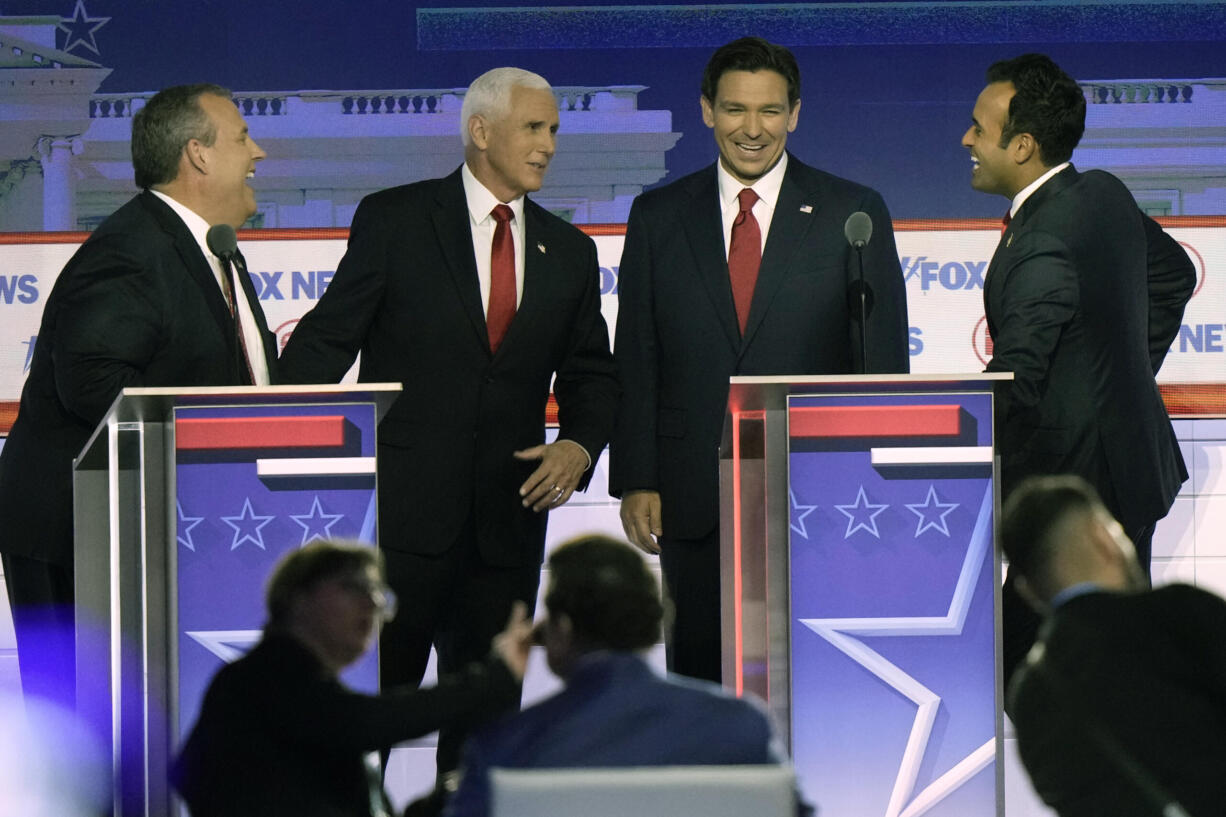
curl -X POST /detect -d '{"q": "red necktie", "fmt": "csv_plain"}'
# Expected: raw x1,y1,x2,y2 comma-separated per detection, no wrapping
728,187,761,335
487,204,516,353
1001,209,1012,234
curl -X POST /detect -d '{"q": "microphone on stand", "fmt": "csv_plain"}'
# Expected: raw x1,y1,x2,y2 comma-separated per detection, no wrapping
844,211,873,372
205,224,238,263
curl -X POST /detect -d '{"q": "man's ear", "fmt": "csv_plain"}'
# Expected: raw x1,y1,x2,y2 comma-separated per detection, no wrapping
1011,132,1038,166
184,138,208,175
1014,573,1046,612
468,114,489,151
700,95,715,129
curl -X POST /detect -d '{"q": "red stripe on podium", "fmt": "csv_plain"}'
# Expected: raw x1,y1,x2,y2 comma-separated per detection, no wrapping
175,416,348,450
788,404,962,438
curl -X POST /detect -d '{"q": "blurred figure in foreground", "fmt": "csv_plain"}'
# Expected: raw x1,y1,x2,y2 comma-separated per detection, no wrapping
1001,475,1226,817
445,534,809,817
173,540,532,817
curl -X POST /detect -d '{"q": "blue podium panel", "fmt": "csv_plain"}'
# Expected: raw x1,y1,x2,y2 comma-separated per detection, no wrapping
174,400,383,743
788,391,998,817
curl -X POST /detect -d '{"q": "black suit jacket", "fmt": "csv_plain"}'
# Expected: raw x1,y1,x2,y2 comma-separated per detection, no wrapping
1008,585,1226,817
278,168,618,567
610,156,910,539
0,191,278,568
984,167,1193,532
173,633,519,817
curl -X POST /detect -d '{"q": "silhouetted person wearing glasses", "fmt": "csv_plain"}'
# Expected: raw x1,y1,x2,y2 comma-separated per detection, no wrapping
173,540,532,817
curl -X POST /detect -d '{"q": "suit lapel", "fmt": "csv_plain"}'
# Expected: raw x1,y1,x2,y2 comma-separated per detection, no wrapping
985,165,1080,319
504,200,553,355
742,159,821,348
431,168,490,350
680,167,742,352
140,192,236,345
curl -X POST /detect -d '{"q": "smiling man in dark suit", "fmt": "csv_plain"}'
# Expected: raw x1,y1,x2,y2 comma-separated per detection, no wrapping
962,54,1194,686
611,37,910,683
0,84,277,710
278,67,618,791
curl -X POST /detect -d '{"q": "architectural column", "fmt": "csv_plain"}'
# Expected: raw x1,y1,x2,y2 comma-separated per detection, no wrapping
37,136,84,231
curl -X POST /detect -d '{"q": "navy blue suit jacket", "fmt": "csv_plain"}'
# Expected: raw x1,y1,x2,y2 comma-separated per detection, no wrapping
445,653,790,817
985,167,1192,532
610,156,910,539
278,168,618,567
0,191,278,568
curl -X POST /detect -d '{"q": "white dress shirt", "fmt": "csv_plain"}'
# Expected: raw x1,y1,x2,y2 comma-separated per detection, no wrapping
716,151,788,258
151,190,270,386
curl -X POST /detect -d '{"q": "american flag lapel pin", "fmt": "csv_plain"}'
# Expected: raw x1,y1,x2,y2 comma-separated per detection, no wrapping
799,204,813,213
537,242,546,254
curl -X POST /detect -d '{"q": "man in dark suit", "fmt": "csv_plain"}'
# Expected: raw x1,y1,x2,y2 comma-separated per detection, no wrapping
962,54,1195,684
278,67,619,788
1000,475,1226,817
0,84,277,709
174,540,532,817
611,37,910,683
446,535,806,817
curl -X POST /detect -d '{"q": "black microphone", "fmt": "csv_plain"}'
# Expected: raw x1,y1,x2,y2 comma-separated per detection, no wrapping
844,210,873,249
205,223,238,261
844,211,873,371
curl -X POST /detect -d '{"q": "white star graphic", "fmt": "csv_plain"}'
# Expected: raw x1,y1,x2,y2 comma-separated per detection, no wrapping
176,500,204,551
221,498,275,551
185,630,261,663
790,489,818,539
835,485,889,539
798,484,995,817
905,484,959,537
57,0,110,55
290,496,345,545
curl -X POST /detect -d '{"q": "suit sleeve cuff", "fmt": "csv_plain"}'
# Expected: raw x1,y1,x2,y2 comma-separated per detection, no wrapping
555,438,592,471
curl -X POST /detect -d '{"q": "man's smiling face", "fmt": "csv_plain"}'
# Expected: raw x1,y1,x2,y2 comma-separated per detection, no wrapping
701,69,799,186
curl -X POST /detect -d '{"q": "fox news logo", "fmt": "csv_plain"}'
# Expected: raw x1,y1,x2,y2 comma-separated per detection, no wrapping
248,270,335,301
0,274,39,305
902,257,987,291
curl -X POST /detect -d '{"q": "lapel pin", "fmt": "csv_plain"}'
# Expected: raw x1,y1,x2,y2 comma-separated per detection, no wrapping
537,242,546,254
1006,234,1013,248
799,205,813,213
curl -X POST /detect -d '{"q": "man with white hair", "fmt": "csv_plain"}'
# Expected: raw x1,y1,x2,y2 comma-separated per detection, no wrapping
280,67,618,788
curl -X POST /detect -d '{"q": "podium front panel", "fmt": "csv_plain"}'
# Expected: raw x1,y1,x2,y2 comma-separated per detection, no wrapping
174,400,383,742
787,390,999,817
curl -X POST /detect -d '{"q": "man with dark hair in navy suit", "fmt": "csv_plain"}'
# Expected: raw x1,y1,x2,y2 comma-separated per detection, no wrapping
612,36,910,684
962,53,1194,687
445,535,803,817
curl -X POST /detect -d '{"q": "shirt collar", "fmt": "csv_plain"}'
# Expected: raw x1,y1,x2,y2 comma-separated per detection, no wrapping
1009,161,1070,219
150,189,216,257
1048,580,1105,610
462,162,525,225
716,151,788,213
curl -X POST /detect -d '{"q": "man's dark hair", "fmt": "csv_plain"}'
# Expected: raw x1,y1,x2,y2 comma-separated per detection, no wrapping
545,535,664,651
131,83,231,189
1000,475,1103,595
701,36,801,107
986,54,1085,166
265,540,383,627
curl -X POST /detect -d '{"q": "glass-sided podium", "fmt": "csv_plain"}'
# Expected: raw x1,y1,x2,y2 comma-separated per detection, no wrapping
73,383,400,817
719,373,1011,817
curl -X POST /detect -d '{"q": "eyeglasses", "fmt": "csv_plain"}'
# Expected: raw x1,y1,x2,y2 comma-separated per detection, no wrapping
337,576,398,622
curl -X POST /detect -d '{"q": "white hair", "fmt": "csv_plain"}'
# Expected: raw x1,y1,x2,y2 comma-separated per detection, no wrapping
460,67,553,147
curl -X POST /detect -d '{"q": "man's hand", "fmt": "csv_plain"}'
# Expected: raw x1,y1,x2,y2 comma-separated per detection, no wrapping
515,440,589,512
491,601,533,681
620,489,662,554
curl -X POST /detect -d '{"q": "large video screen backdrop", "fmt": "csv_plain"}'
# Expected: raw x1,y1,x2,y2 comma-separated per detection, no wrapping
1,0,1223,234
